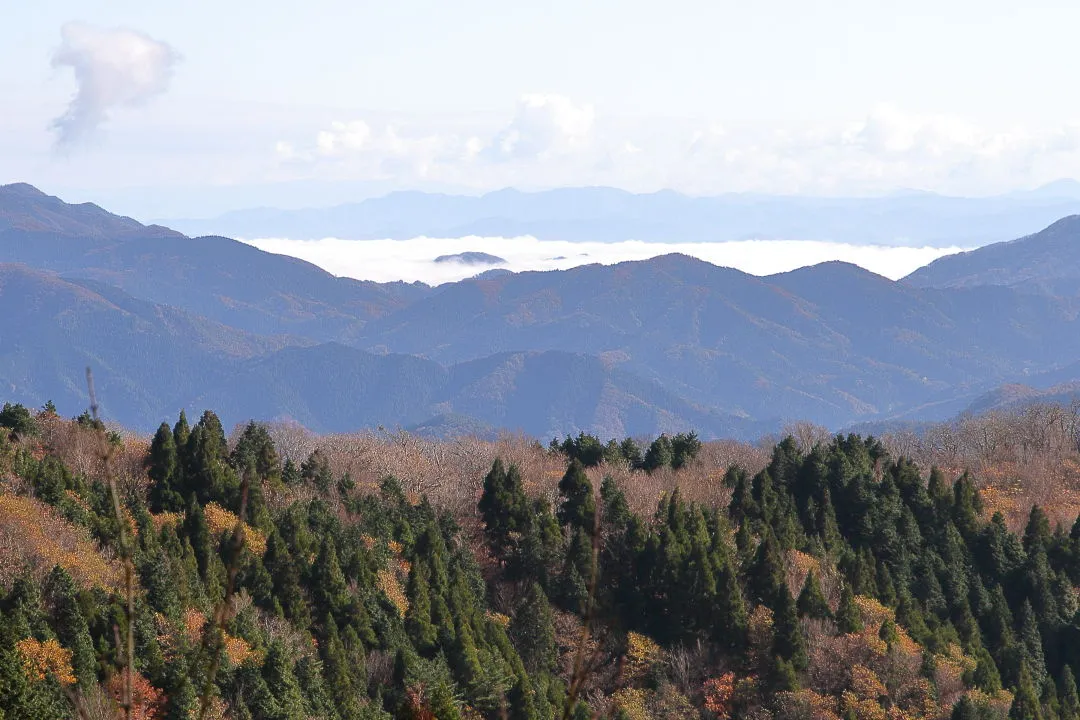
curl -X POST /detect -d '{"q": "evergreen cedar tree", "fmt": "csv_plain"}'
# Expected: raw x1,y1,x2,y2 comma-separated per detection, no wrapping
6,408,1080,719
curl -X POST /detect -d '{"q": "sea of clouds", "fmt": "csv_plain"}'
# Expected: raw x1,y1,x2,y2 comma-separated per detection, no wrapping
239,236,969,286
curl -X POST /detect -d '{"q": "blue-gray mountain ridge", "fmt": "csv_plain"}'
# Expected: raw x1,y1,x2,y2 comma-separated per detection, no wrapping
4,182,1080,440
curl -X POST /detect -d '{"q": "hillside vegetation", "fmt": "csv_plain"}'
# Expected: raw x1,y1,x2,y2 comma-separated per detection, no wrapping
4,401,1080,718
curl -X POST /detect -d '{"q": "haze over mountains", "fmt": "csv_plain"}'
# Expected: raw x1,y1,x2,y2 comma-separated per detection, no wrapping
165,182,1080,246
4,182,1080,439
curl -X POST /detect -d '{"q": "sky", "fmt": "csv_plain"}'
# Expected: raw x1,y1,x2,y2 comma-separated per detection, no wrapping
6,1,1080,218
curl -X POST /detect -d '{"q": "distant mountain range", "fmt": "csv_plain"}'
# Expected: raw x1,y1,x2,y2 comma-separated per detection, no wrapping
163,182,1080,247
5,182,1080,439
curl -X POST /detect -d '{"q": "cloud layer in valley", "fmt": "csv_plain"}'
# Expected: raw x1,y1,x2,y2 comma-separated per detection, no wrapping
50,22,179,148
239,235,967,286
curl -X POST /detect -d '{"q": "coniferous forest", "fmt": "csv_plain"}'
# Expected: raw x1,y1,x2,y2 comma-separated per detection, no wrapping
4,402,1080,720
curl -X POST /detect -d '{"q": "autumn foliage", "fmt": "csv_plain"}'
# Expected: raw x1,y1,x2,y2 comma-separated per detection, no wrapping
0,492,120,590
16,638,76,685
4,404,1080,719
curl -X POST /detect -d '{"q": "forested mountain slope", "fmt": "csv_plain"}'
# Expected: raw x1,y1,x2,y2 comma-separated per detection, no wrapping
1,406,1077,719
0,183,431,343
7,183,1080,436
905,215,1080,295
359,255,1080,426
0,265,746,437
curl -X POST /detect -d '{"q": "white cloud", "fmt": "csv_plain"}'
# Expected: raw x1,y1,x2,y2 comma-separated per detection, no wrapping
316,120,372,156
50,22,179,148
274,141,298,160
272,99,1080,196
275,94,604,188
674,106,1080,195
487,94,595,160
239,235,967,286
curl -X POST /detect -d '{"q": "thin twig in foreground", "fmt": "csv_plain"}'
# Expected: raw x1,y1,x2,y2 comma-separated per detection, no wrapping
87,368,135,720
561,506,603,720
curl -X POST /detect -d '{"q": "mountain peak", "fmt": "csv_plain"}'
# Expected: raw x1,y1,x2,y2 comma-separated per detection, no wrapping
904,213,1080,291
0,182,185,240
1027,178,1080,199
1029,213,1080,236
773,259,874,274
0,182,48,198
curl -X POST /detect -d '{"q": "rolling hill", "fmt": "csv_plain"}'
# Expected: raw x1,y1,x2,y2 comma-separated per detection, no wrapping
6,183,1080,437
0,264,749,437
0,183,432,343
356,255,1080,426
904,215,1080,295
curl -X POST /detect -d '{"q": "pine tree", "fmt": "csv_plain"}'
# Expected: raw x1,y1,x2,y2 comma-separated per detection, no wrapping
43,567,96,689
312,537,351,620
670,431,702,470
510,583,558,675
173,409,190,449
147,422,183,512
282,458,301,486
952,473,984,539
557,460,596,534
0,611,34,717
836,584,863,634
619,437,644,470
559,527,593,614
0,595,71,719
683,506,719,637
772,586,808,671
973,646,1003,694
642,434,673,472
1061,665,1080,720
735,519,755,570
1024,506,1053,555
143,547,182,618
896,586,932,646
264,529,310,628
238,663,285,719
478,459,530,553
952,695,980,720
770,656,800,692
1019,600,1047,689
729,469,757,526
852,547,877,597
876,560,898,607
341,624,367,691
230,422,282,487
184,410,239,506
1010,660,1045,720
320,616,359,718
0,403,36,438
714,555,749,652
451,615,486,700
747,530,786,606
797,569,832,620
301,450,334,493
405,562,437,653
183,495,215,584
508,498,562,591
879,618,900,646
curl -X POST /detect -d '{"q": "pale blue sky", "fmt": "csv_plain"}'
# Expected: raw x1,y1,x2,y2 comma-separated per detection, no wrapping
6,0,1080,216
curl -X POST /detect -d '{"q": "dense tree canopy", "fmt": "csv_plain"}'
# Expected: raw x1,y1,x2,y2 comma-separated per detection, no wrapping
2,406,1079,719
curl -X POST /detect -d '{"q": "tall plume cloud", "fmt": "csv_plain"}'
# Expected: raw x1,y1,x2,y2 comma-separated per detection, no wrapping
50,22,179,148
